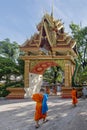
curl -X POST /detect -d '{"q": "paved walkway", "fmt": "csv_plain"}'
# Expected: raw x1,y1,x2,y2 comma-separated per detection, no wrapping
0,96,87,130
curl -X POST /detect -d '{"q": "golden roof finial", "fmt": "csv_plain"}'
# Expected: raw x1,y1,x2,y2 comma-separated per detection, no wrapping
51,0,54,18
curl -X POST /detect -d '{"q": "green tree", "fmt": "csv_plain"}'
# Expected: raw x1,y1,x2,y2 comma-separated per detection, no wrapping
43,66,63,85
0,38,24,97
0,56,19,84
17,58,24,79
70,23,87,68
80,66,87,83
70,23,87,84
0,38,19,62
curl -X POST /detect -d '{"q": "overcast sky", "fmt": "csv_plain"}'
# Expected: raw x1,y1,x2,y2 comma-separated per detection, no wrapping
0,0,87,44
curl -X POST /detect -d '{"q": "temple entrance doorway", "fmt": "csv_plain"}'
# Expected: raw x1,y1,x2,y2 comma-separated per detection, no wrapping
23,60,65,98
42,66,64,96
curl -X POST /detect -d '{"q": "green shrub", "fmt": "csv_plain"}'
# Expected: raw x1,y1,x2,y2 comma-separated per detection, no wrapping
0,86,10,97
0,81,24,97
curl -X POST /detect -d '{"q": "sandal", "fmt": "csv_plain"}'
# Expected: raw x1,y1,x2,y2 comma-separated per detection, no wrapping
35,125,40,128
43,119,49,123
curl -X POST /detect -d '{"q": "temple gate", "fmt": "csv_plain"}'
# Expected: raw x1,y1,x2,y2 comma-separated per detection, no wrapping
20,13,77,98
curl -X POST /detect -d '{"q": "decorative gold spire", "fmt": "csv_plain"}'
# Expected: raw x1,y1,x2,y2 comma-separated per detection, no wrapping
51,0,54,19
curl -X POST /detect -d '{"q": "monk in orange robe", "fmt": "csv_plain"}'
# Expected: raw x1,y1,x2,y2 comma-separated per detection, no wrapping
52,86,57,95
71,87,78,107
32,89,48,128
46,87,50,94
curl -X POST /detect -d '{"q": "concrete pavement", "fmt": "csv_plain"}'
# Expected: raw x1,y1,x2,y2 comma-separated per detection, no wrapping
0,96,87,130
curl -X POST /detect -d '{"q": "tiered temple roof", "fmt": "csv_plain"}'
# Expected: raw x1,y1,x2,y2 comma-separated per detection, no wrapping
20,13,77,58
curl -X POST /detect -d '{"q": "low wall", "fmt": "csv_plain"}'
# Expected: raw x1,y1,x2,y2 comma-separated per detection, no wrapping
61,87,82,98
6,88,25,99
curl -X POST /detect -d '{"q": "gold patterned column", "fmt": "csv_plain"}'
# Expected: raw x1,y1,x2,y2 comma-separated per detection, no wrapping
65,61,72,88
24,60,30,88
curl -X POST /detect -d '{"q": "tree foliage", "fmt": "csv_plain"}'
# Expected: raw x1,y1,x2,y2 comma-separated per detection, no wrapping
70,23,87,68
70,23,87,84
0,38,24,97
0,38,19,62
0,38,24,82
43,66,64,85
0,56,20,83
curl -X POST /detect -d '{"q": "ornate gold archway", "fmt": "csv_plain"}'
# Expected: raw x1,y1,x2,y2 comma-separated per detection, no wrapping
21,55,75,98
20,13,77,98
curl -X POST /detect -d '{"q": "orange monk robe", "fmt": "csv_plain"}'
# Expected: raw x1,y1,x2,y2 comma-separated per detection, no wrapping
46,88,50,94
32,93,46,121
71,89,78,105
53,87,57,95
